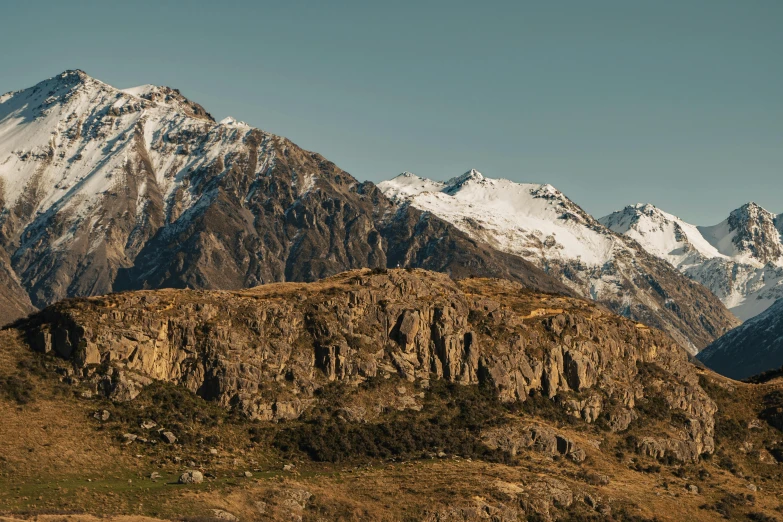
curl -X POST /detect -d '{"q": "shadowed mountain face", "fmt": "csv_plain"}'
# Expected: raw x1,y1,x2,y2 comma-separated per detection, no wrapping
698,298,783,379
0,70,567,325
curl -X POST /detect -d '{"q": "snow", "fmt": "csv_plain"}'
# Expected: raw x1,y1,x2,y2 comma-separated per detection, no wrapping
121,84,157,98
698,219,747,261
380,170,616,266
219,116,249,127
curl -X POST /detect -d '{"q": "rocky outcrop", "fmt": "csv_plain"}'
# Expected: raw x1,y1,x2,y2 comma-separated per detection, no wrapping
15,269,717,462
481,424,587,462
726,203,783,264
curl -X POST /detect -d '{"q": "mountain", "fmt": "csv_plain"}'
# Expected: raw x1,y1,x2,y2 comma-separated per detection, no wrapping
0,70,568,325
697,298,783,379
8,268,783,520
600,203,783,321
379,171,739,353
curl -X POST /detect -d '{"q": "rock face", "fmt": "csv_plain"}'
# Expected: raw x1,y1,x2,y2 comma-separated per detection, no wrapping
0,70,567,327
698,298,783,379
17,268,717,463
481,424,587,462
380,172,739,353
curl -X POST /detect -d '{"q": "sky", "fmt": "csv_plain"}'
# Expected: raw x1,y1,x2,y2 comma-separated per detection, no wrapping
1,0,781,225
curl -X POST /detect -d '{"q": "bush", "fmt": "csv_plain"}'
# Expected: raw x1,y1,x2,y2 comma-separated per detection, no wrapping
0,374,34,405
273,381,513,464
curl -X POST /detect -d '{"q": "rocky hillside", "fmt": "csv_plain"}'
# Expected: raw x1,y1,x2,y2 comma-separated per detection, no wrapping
0,70,566,326
601,202,783,321
380,171,739,353
698,299,783,379
16,269,716,458
4,268,783,521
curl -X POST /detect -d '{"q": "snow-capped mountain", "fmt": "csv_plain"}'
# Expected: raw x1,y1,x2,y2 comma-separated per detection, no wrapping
697,298,783,379
0,70,569,324
600,203,783,321
379,171,740,353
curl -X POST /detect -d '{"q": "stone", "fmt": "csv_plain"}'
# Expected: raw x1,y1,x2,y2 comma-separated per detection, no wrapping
140,420,157,430
122,433,137,444
687,484,699,494
210,509,238,521
150,472,161,480
161,431,177,444
244,471,253,478
94,409,110,421
283,464,295,472
178,470,204,484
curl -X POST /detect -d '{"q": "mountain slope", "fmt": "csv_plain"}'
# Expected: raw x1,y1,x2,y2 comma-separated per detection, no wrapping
379,171,739,353
0,249,35,325
0,70,567,325
601,203,783,321
697,298,783,379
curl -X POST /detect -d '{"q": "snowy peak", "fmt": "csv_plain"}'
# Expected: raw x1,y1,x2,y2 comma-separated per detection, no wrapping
381,170,614,266
378,172,446,202
445,168,484,188
723,202,782,264
604,201,783,322
599,203,722,267
122,83,214,122
697,202,782,265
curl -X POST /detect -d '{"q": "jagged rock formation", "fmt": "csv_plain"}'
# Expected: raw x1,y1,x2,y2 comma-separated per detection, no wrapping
380,172,739,353
16,268,717,463
698,298,783,379
602,202,783,322
0,70,566,326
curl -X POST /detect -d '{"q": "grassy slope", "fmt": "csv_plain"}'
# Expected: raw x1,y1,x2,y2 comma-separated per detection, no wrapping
2,328,783,521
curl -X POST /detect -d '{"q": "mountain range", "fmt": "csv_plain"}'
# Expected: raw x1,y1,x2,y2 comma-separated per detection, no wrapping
379,171,739,353
3,69,782,364
0,70,568,326
601,202,783,321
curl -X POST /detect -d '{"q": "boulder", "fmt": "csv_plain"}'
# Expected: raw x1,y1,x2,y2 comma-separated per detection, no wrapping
178,470,204,484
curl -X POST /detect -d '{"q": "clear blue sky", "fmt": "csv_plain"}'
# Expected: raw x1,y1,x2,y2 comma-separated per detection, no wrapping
2,0,781,224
